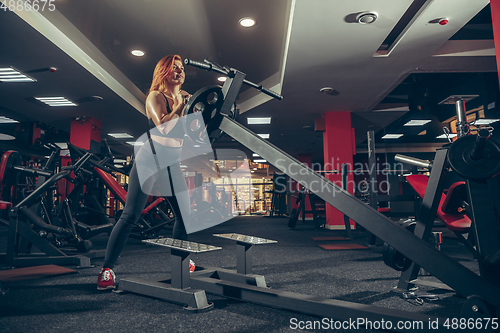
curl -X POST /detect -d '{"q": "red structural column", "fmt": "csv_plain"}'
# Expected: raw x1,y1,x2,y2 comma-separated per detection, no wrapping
322,112,355,229
59,117,102,200
491,0,500,88
70,117,102,152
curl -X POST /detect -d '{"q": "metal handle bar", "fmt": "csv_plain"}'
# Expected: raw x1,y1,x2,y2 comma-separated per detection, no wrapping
13,166,53,178
184,58,283,100
394,154,432,169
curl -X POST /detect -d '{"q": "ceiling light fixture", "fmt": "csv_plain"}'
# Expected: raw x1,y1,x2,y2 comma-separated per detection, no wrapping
114,159,127,163
0,116,19,123
258,134,270,139
356,12,378,24
473,119,500,125
404,119,431,126
108,133,133,139
35,97,77,107
0,134,15,140
239,17,256,27
437,133,457,139
248,117,271,125
127,141,144,146
254,159,267,163
131,50,145,57
218,76,227,82
382,134,403,139
0,67,36,82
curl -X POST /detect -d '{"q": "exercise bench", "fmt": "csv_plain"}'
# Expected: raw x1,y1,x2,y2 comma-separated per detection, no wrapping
117,237,221,311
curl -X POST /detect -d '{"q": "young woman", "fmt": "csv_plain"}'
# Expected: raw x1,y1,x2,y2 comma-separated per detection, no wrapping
97,55,192,290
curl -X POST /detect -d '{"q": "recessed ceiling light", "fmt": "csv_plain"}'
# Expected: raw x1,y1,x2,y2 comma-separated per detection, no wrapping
114,159,127,163
0,67,36,82
382,134,403,139
254,159,267,163
473,119,500,125
55,143,68,149
218,76,227,82
258,134,270,139
0,116,19,123
319,87,340,96
239,17,256,27
248,117,271,125
35,97,77,107
113,164,124,168
131,50,145,57
404,120,432,126
108,133,133,139
252,153,260,157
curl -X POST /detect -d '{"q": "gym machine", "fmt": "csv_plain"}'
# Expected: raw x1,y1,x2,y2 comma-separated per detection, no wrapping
67,142,176,239
0,145,121,267
385,96,500,305
118,59,500,327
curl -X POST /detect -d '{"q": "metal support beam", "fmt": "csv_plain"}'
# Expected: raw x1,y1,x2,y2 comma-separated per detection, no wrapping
190,275,445,332
236,241,253,275
397,149,449,290
218,116,500,308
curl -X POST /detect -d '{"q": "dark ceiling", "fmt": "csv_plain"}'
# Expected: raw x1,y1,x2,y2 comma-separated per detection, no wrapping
0,0,497,166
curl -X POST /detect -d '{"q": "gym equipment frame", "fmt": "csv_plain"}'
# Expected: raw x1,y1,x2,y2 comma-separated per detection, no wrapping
120,59,500,328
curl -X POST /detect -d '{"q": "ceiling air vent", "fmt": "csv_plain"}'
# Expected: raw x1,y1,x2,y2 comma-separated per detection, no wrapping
374,0,433,57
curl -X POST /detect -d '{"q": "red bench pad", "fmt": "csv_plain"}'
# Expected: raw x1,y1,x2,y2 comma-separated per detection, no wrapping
0,200,12,210
406,175,470,232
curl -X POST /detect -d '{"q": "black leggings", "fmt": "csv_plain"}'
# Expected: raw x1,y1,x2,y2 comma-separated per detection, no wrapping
103,162,188,269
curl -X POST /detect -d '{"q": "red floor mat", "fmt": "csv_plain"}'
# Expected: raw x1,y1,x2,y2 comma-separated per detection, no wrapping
0,265,77,282
311,236,348,241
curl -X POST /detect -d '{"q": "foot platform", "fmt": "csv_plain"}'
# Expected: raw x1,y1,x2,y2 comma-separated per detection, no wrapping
118,237,221,311
213,233,277,275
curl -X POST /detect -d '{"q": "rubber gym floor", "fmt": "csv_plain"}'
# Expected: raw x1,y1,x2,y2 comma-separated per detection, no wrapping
0,215,479,333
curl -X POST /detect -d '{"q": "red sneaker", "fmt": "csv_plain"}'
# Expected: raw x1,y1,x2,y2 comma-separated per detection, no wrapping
97,268,116,290
189,259,196,272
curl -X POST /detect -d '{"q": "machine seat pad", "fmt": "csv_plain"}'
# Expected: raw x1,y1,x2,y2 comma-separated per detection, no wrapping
0,200,12,210
406,175,470,232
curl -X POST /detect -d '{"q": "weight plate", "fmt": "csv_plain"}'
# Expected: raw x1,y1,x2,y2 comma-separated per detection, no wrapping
382,220,416,271
183,85,224,144
448,135,500,180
